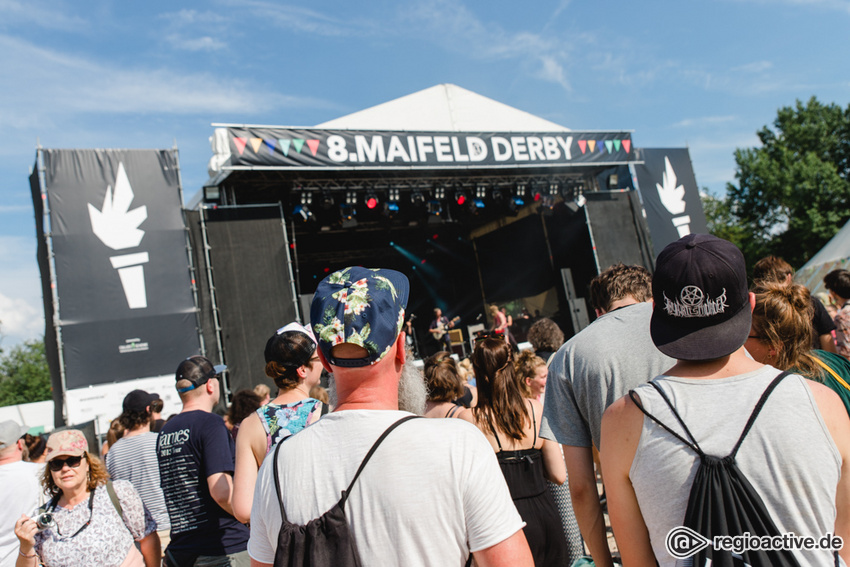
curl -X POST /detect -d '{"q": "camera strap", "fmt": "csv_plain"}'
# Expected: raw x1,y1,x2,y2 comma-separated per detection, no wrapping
43,488,96,538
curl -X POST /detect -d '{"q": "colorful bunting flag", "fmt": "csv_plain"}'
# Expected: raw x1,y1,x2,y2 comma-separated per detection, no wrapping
250,138,263,153
306,139,320,156
263,139,276,153
292,139,305,153
279,139,291,156
605,140,614,153
588,140,597,153
614,140,622,152
623,140,631,154
578,140,587,154
234,137,247,156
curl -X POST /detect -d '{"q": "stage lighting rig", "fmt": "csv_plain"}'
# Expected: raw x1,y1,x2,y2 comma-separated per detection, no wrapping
365,190,379,210
454,189,468,206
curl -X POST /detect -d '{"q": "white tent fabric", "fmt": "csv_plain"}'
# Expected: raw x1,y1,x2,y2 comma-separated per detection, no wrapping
317,83,569,132
795,218,850,296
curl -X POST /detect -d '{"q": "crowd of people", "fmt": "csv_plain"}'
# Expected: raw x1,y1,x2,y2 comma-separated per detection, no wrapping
2,234,850,566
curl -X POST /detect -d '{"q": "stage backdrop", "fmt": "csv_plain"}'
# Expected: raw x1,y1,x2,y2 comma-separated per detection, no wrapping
32,149,200,396
633,148,708,256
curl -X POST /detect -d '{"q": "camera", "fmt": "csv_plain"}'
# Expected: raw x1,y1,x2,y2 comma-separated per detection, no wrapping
32,509,55,532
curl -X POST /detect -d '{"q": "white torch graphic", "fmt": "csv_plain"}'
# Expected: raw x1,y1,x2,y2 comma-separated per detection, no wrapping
656,156,691,237
87,163,149,309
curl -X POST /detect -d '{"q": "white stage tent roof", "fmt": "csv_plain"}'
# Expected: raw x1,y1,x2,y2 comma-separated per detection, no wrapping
316,83,570,132
796,218,850,296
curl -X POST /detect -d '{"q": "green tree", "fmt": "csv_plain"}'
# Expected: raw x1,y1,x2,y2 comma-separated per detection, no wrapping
0,339,52,406
721,96,850,269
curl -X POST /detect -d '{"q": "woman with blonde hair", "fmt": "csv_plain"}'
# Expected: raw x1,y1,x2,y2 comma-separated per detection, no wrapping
460,337,568,566
748,280,850,415
514,350,548,402
14,430,156,567
231,322,325,523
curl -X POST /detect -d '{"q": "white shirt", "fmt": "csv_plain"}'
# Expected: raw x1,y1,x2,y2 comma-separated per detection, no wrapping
249,410,524,566
0,460,43,567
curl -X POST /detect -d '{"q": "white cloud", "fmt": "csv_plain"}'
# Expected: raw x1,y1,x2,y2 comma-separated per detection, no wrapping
0,236,44,348
0,34,337,128
0,0,87,32
221,0,375,37
164,34,228,52
673,116,738,128
399,0,576,92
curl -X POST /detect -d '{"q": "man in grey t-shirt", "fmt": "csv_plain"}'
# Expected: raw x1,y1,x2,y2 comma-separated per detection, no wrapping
540,264,673,567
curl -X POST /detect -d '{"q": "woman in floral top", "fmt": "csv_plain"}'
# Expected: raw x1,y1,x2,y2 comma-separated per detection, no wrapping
231,322,325,523
14,430,156,567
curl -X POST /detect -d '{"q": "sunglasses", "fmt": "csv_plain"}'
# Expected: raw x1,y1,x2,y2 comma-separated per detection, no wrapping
48,455,83,472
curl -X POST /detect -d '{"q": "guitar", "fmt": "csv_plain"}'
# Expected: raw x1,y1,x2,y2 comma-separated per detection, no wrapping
432,316,461,340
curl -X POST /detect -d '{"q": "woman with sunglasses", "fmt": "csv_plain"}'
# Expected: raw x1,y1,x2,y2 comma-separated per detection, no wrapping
460,337,568,566
14,429,155,567
231,322,326,523
748,281,850,416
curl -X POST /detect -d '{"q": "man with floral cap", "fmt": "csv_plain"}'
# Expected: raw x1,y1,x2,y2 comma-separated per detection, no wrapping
248,266,532,567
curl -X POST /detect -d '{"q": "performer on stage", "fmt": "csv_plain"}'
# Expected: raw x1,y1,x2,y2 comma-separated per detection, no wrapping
429,308,456,353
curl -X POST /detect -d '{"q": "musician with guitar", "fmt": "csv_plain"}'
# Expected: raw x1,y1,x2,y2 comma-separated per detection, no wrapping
429,308,460,353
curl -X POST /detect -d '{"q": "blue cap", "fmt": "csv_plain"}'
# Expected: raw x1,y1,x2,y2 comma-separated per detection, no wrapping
310,267,409,368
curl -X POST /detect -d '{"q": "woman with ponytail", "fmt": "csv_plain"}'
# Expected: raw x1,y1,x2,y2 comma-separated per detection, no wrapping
231,322,325,523
460,337,568,566
748,281,850,415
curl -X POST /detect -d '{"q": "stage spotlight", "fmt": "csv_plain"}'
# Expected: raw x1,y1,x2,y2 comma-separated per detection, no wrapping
411,191,426,206
548,182,560,196
454,190,468,206
300,191,313,205
365,191,379,210
473,198,485,209
293,204,313,221
387,202,399,212
515,183,527,197
345,190,357,205
321,192,334,210
340,203,357,228
434,186,446,200
475,184,488,199
389,188,400,202
426,200,443,216
492,188,505,203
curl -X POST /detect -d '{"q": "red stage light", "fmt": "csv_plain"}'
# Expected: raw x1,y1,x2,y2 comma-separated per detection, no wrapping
457,195,466,205
324,267,331,273
421,259,427,264
366,197,378,209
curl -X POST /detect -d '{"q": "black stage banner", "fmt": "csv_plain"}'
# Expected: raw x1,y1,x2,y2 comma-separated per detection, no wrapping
222,127,633,169
40,149,199,389
633,148,708,257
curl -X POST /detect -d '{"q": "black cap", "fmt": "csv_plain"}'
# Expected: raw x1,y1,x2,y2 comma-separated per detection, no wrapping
122,389,160,413
650,234,751,360
175,356,226,394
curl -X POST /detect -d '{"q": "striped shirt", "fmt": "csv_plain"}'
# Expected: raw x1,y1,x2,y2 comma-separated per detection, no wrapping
106,431,170,531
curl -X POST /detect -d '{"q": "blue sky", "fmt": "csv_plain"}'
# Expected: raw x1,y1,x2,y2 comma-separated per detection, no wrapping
0,0,848,348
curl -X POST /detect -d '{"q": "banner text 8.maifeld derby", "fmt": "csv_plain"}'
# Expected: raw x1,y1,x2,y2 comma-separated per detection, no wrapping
224,128,633,169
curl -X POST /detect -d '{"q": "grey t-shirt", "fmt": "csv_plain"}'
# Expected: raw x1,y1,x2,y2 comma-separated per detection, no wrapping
540,302,674,449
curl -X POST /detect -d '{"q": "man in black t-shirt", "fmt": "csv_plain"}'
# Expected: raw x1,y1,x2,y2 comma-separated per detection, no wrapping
157,356,250,567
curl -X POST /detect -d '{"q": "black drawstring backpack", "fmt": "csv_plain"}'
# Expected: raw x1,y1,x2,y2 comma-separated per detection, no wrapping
270,415,420,567
629,371,827,567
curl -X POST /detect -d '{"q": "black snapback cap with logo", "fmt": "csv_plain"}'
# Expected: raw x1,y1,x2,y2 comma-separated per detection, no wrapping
650,234,751,361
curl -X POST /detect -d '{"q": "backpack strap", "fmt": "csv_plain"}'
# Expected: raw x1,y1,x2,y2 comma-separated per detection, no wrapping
728,370,792,459
272,415,421,521
339,415,420,508
629,370,792,460
629,388,702,456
